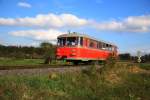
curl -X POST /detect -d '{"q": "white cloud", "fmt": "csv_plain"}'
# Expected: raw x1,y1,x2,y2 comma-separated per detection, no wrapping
93,15,150,33
92,21,123,32
9,29,64,41
17,2,32,8
0,13,150,33
0,13,88,28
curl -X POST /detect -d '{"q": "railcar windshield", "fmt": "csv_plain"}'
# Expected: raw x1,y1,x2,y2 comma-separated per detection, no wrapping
57,37,66,46
66,37,78,46
57,37,79,46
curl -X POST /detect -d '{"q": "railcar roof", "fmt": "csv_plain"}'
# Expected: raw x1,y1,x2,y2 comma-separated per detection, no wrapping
57,32,117,47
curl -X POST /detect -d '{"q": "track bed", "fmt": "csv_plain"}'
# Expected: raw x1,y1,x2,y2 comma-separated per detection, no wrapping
0,65,102,76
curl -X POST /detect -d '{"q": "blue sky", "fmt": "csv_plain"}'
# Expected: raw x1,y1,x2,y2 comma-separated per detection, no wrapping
0,0,150,54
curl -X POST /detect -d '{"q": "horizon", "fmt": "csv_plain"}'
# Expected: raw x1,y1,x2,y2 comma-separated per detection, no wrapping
0,0,150,55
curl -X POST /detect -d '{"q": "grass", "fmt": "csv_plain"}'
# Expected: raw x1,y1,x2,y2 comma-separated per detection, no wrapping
0,62,150,100
0,58,45,69
0,58,44,66
0,58,68,66
139,63,150,70
0,58,69,69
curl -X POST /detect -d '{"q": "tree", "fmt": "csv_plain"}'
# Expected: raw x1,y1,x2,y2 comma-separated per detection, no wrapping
40,42,53,49
119,53,131,60
40,42,56,59
0,42,56,59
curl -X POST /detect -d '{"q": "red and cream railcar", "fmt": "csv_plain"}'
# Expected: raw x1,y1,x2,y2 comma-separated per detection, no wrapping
56,32,117,64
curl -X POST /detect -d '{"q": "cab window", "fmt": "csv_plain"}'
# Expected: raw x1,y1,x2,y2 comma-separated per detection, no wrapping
66,37,78,46
57,38,66,46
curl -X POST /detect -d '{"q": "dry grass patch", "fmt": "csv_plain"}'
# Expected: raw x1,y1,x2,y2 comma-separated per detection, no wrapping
128,65,146,73
103,63,150,85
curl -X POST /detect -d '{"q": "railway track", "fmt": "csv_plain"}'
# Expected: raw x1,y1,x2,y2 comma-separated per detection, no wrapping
0,65,78,70
0,65,102,76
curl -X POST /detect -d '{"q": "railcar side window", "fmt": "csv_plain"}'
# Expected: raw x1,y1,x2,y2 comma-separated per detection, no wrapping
109,45,112,51
106,44,109,50
105,44,111,51
80,37,83,46
89,40,99,48
89,41,94,48
98,42,102,49
102,43,106,49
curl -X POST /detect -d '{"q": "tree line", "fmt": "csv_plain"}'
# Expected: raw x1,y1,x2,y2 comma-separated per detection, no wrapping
119,53,150,62
0,42,56,59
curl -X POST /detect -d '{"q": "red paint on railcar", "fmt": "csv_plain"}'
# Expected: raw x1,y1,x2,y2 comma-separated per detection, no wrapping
57,47,112,60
